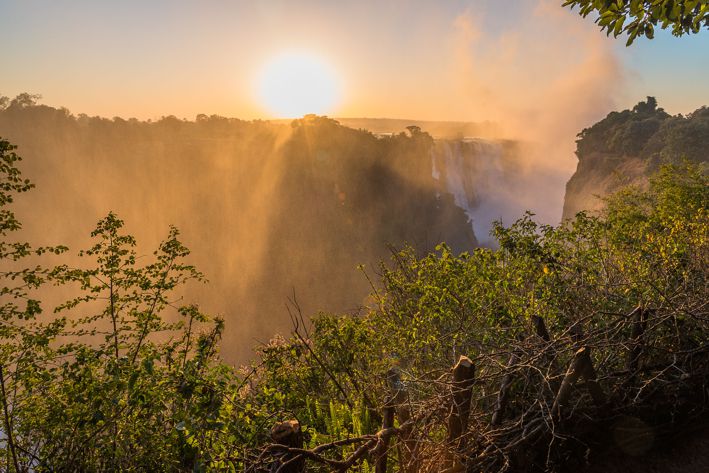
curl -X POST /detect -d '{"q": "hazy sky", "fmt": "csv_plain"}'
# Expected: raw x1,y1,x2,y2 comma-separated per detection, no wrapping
2,0,708,122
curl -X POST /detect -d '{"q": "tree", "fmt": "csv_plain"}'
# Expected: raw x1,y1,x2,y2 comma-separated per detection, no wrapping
9,93,41,109
563,0,709,45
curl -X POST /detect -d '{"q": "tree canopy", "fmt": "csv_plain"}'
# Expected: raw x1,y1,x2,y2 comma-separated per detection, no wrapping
574,96,709,166
563,0,709,45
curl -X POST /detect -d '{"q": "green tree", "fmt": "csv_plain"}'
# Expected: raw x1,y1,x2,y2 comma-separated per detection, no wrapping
563,0,709,45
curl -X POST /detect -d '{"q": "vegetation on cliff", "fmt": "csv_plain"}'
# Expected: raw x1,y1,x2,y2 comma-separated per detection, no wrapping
575,97,709,166
563,97,709,219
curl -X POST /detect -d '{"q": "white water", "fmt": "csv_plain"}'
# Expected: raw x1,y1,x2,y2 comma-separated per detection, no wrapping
431,138,518,246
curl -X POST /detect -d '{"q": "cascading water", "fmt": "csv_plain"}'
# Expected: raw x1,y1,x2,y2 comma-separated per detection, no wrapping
431,138,517,246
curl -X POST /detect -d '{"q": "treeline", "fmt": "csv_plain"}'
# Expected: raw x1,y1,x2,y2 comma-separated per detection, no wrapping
0,94,475,362
575,96,709,165
1,132,707,471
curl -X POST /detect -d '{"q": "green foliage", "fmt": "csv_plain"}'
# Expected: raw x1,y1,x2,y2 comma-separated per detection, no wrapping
575,97,709,167
0,137,69,473
563,0,709,45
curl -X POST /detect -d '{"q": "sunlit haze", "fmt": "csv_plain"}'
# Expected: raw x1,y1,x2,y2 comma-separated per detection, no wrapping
0,2,707,462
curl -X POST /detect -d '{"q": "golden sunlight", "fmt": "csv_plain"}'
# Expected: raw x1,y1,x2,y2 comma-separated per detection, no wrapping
256,52,341,118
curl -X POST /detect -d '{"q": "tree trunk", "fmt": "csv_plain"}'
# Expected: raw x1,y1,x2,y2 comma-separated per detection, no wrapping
491,352,518,426
270,420,305,473
627,306,647,375
375,401,395,473
387,368,415,472
447,355,476,468
552,347,606,419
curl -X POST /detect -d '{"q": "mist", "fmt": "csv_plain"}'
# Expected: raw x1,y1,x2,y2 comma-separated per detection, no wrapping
449,0,623,225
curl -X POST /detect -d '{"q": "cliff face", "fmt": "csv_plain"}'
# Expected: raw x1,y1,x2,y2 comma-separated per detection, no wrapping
563,152,647,219
562,97,709,220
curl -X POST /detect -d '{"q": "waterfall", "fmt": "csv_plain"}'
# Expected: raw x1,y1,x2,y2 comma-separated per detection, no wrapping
431,138,514,246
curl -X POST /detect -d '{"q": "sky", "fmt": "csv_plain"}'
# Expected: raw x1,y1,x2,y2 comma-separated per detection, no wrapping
1,0,708,123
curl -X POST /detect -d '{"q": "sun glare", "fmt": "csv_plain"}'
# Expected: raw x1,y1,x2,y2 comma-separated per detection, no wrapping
257,52,341,118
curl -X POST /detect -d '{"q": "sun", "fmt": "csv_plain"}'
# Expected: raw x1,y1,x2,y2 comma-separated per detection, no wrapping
256,52,341,118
